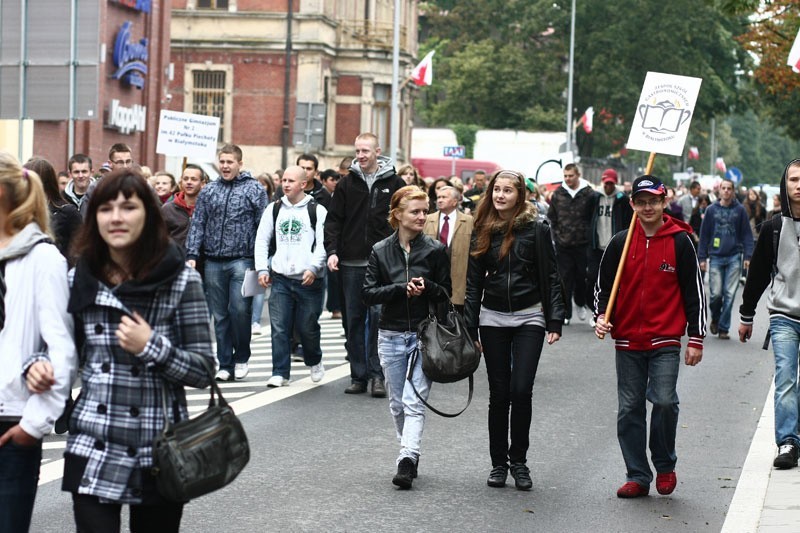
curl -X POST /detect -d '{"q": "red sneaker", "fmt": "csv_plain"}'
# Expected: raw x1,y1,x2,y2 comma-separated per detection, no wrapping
616,481,649,498
656,472,677,495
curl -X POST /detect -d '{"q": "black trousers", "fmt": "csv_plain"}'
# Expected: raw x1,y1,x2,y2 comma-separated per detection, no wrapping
556,243,588,317
72,493,183,533
479,324,546,466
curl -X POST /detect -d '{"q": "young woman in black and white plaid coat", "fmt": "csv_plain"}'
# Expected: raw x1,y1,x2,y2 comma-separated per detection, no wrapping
60,170,214,532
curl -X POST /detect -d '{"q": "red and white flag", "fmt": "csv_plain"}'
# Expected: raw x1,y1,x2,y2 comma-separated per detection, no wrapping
715,157,727,173
411,51,435,86
788,27,800,73
576,106,594,134
688,146,700,160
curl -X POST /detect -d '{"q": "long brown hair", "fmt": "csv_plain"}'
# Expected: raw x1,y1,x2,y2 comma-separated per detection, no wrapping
74,170,170,283
471,170,529,260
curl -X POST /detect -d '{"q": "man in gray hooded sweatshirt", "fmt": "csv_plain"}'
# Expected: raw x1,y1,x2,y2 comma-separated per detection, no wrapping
739,158,800,470
324,133,405,396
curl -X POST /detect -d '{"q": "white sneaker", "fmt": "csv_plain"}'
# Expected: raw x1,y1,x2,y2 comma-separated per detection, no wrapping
215,369,232,382
234,363,249,380
251,322,262,336
589,317,597,328
577,306,587,321
310,362,325,383
266,375,289,388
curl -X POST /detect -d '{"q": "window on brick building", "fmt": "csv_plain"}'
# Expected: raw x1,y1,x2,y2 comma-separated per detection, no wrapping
372,84,390,146
197,0,229,8
191,70,228,142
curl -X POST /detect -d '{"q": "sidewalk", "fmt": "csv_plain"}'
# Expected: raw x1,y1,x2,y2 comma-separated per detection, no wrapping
722,383,800,532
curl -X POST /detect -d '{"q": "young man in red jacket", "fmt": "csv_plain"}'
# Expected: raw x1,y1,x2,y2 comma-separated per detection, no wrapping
594,175,706,499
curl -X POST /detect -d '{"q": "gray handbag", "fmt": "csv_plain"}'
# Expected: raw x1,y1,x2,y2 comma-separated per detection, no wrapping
152,358,250,502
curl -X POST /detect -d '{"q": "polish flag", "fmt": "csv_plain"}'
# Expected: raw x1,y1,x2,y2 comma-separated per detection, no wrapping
411,51,435,86
787,27,800,73
715,157,727,173
577,106,594,134
688,146,700,160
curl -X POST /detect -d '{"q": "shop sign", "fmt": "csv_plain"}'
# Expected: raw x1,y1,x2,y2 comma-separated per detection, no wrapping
106,99,146,134
110,0,151,13
112,21,148,89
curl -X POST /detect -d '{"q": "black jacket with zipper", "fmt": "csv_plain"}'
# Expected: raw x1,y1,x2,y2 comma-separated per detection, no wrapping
362,232,452,332
464,206,566,339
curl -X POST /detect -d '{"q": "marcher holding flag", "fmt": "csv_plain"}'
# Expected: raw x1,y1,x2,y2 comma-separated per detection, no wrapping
593,175,706,498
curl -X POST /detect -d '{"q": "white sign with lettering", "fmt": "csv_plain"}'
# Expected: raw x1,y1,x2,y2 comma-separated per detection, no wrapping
156,110,220,160
106,99,146,135
626,72,702,157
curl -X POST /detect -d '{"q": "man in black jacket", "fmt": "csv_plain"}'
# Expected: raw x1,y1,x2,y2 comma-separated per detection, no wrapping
324,133,405,396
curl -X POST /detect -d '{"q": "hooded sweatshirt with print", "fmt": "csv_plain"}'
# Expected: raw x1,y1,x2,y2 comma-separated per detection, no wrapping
323,155,405,266
185,171,268,261
594,215,706,351
0,223,77,439
740,158,800,324
254,194,328,279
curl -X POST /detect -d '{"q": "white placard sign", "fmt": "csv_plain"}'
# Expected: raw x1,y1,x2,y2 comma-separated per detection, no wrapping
626,72,702,157
156,110,220,161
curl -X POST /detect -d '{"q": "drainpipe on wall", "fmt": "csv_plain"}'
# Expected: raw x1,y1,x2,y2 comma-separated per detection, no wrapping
281,0,293,169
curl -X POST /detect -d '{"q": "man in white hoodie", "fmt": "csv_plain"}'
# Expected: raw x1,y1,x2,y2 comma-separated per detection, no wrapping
255,165,327,387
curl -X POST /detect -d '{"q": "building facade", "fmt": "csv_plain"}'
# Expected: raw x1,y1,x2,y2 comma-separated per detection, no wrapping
31,0,171,172
170,0,419,174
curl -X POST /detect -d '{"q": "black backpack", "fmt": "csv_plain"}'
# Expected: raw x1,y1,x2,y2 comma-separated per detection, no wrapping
267,199,318,258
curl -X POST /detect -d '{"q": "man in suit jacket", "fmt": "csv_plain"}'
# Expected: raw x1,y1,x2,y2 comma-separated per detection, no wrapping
423,186,474,312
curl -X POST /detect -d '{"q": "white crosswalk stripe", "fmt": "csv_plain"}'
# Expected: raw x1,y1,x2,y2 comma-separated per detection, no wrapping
39,317,347,456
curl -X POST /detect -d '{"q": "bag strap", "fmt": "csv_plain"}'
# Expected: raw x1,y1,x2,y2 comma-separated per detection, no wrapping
159,354,228,432
406,347,474,418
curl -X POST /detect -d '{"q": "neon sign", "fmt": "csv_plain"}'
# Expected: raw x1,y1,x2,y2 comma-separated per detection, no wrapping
112,22,148,89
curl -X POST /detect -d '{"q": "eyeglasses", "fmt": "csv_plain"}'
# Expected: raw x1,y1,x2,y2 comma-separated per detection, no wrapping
633,198,663,208
112,159,133,168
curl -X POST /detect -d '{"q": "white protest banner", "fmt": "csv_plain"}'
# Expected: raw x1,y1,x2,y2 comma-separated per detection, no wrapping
626,72,702,157
156,110,220,161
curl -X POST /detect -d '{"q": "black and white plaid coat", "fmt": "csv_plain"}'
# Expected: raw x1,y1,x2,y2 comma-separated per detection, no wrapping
66,246,213,503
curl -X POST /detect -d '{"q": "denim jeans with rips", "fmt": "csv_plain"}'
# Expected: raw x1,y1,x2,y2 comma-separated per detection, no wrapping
378,330,431,464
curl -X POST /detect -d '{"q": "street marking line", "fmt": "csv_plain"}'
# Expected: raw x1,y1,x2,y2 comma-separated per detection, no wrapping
37,364,352,486
721,383,774,533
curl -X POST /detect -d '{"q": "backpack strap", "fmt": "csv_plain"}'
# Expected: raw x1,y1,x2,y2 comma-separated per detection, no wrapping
268,199,318,258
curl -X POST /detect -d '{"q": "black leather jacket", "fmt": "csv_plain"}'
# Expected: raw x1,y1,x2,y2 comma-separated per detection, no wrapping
464,207,566,338
362,232,452,332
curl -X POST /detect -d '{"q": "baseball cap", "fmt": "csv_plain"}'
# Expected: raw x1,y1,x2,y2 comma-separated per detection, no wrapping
99,161,113,173
525,177,536,193
601,168,618,184
631,175,666,197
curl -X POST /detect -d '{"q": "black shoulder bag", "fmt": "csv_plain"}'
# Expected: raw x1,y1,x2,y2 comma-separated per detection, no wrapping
152,356,250,502
409,304,481,418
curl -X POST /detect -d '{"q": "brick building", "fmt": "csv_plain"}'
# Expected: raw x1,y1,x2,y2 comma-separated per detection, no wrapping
31,0,171,173
170,0,419,174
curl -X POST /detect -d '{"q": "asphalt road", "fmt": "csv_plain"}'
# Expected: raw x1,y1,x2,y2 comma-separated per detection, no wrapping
28,292,774,532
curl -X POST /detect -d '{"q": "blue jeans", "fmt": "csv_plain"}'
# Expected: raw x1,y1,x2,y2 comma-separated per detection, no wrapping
340,265,383,384
268,273,324,379
0,437,42,533
708,253,742,333
771,316,800,447
378,330,431,464
204,258,254,373
251,288,267,325
616,347,680,486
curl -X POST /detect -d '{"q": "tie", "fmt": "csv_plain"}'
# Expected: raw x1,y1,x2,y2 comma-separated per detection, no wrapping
439,215,449,247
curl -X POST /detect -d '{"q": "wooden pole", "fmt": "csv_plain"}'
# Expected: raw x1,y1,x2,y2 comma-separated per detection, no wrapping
597,152,656,339
181,156,187,175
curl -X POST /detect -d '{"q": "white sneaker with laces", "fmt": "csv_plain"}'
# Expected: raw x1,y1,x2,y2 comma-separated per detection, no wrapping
310,362,325,383
215,369,232,382
266,375,289,388
234,363,249,380
251,322,262,336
